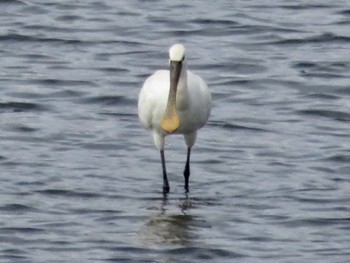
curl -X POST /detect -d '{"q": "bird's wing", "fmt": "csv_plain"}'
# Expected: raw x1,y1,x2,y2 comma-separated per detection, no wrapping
138,70,169,130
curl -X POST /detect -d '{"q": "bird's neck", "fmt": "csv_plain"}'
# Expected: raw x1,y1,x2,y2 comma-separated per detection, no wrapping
176,63,190,111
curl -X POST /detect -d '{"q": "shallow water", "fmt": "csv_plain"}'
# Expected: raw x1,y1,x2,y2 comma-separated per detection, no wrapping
1,0,350,262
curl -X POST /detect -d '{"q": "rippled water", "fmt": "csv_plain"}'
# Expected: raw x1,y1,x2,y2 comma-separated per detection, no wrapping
1,1,350,262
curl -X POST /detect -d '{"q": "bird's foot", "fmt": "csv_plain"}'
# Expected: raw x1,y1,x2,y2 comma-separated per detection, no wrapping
184,181,189,193
163,185,170,194
184,173,189,193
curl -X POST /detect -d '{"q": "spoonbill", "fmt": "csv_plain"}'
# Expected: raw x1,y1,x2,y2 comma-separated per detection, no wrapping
138,44,211,193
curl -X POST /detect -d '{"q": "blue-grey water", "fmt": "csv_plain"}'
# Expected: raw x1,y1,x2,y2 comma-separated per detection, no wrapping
1,1,350,262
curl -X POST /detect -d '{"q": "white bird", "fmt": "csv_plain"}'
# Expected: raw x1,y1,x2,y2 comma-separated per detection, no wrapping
138,44,211,193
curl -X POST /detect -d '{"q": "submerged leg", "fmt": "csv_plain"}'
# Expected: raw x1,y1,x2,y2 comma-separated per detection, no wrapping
160,150,170,193
183,147,191,192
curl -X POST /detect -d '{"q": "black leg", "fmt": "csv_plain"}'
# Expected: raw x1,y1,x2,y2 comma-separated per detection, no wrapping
160,150,170,193
184,147,191,192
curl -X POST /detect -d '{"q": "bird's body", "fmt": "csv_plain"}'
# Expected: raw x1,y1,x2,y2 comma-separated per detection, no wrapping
138,44,211,193
139,69,211,148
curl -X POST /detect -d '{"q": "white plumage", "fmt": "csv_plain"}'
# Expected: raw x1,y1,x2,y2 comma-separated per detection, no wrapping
138,44,211,193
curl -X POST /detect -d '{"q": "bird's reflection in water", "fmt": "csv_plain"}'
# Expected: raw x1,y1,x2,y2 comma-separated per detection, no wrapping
140,194,206,247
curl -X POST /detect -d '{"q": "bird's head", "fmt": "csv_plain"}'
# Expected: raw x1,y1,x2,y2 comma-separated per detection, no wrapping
169,44,185,62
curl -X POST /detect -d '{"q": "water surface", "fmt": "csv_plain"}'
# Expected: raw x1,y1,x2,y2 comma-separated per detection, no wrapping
1,1,350,262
